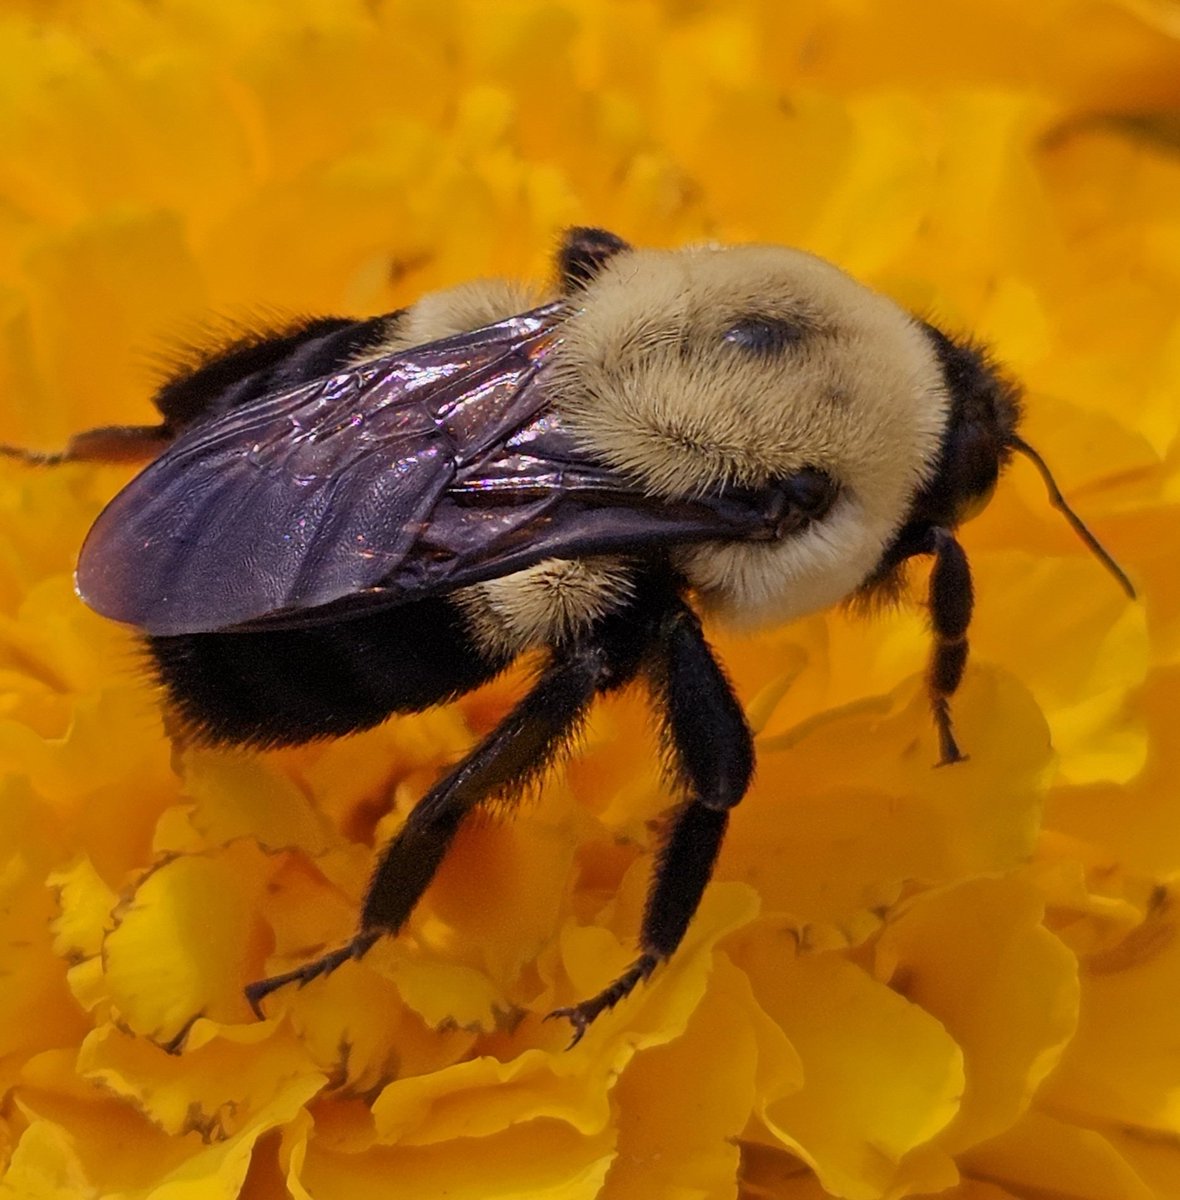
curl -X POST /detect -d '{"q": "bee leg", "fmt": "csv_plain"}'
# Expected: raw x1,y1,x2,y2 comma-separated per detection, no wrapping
549,600,753,1046
245,641,622,1017
926,526,973,766
244,931,382,1017
0,423,171,466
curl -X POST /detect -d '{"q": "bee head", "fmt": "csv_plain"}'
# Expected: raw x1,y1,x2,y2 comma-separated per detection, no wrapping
549,230,1133,621
873,323,1135,601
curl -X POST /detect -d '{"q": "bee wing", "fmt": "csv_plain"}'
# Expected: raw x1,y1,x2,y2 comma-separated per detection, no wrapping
77,307,564,635
365,416,775,606
232,411,780,632
79,302,780,637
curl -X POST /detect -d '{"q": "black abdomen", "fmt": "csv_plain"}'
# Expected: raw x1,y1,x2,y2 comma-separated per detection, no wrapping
148,596,508,748
154,312,402,431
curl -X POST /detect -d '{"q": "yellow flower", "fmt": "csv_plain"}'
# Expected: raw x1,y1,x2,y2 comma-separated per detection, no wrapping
1,1,1177,1197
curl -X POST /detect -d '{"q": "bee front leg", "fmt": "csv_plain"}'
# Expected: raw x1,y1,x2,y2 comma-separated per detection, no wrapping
926,526,973,766
245,641,619,1018
549,599,753,1045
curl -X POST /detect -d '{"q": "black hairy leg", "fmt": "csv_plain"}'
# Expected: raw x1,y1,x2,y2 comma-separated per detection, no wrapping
244,634,638,1018
926,526,973,765
549,598,754,1045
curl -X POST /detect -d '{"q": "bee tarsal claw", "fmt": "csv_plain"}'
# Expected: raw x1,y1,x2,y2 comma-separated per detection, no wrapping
544,1005,591,1050
244,931,382,1018
545,953,660,1049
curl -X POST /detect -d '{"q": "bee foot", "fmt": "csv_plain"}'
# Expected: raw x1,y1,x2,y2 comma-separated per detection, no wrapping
545,953,659,1048
244,929,381,1018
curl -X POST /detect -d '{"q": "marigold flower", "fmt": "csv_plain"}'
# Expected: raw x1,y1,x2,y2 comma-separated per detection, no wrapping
0,2,1177,1198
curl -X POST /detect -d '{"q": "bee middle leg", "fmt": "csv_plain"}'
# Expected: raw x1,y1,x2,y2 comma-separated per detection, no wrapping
244,640,625,1017
550,599,754,1045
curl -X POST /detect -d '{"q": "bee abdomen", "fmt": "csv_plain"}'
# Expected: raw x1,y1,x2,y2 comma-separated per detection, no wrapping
154,313,404,432
147,596,507,748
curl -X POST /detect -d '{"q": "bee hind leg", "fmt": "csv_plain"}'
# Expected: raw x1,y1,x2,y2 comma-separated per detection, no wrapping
244,638,623,1018
549,598,753,1046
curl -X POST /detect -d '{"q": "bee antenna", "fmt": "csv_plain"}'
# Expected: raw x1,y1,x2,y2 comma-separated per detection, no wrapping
1009,435,1136,600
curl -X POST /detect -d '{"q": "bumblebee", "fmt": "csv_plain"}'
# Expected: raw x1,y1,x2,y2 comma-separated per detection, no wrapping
4,228,1134,1042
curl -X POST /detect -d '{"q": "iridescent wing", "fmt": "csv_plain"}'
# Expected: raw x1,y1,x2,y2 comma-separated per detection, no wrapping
78,307,562,634
78,304,777,637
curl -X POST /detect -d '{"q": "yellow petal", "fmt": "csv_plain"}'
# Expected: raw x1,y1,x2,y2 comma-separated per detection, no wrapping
550,878,761,1056
298,1118,615,1200
1045,670,1180,877
962,1110,1158,1200
1040,887,1180,1133
176,749,337,859
969,553,1148,786
407,779,580,987
277,952,475,1096
603,954,780,1200
9,1063,319,1198
372,1048,611,1146
77,1020,325,1140
102,841,273,1043
750,953,965,1200
48,854,116,961
875,876,1079,1152
727,668,1051,926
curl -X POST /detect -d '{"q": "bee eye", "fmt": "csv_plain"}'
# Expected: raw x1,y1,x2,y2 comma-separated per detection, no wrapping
763,467,840,538
722,315,804,354
784,467,838,517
